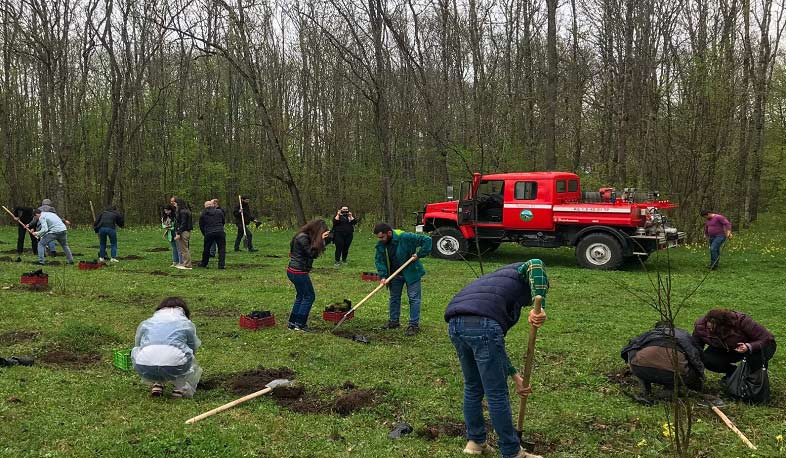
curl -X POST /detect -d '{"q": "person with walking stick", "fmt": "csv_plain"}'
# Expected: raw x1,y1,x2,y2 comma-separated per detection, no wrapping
233,195,258,252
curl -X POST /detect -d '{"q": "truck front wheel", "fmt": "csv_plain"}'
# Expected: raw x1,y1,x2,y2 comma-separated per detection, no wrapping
431,227,468,260
576,233,624,270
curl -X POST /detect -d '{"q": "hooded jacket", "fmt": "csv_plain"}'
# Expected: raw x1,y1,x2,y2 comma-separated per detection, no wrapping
374,230,432,284
693,311,774,353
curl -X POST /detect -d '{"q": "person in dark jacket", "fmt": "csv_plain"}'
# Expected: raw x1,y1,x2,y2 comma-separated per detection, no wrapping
93,205,125,263
233,195,258,252
332,206,357,266
374,223,432,336
621,322,704,403
444,260,548,458
286,219,331,331
208,198,224,258
13,206,36,258
198,201,226,269
174,198,193,270
693,309,776,379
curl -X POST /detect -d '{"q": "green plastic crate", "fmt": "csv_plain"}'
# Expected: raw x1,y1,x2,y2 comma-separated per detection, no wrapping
112,348,132,371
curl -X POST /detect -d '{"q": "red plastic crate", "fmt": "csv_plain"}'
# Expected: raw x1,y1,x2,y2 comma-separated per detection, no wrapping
361,272,380,281
239,314,276,330
323,310,353,323
79,262,103,270
20,275,48,285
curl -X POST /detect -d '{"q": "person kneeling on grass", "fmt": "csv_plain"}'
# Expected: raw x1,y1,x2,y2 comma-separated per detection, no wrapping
444,259,548,458
132,297,202,398
621,322,704,404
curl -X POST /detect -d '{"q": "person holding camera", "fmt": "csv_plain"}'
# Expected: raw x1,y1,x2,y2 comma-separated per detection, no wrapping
332,206,357,267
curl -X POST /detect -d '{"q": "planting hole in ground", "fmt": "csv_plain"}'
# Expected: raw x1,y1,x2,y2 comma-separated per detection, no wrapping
199,367,296,394
118,255,144,260
40,350,101,368
145,247,170,252
0,331,40,346
148,270,170,276
417,419,466,440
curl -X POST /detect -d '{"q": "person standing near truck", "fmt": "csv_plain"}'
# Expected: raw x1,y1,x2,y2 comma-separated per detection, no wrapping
700,210,732,270
444,260,548,458
373,223,432,336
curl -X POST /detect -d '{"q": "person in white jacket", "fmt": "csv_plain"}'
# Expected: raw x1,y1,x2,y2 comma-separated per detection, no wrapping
132,297,202,398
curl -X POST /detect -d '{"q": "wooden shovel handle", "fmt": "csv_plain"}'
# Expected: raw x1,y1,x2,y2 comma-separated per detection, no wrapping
2,206,37,237
185,386,273,425
238,195,247,237
712,406,757,450
517,295,543,431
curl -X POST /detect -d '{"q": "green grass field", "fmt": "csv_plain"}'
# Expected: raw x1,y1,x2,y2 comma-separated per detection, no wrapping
0,216,784,457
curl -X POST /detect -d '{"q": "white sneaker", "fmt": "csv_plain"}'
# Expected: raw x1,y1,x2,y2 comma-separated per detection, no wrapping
110,258,120,263
464,440,495,455
176,265,192,270
515,448,543,458
99,258,105,263
171,263,178,267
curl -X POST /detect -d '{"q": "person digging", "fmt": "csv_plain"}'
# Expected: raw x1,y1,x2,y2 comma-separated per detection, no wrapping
444,259,548,458
373,222,432,336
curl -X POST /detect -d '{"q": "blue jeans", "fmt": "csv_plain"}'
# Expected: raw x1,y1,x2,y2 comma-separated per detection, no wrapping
287,271,315,328
709,235,726,268
37,231,74,264
170,239,181,263
448,316,520,458
98,227,118,259
388,277,421,325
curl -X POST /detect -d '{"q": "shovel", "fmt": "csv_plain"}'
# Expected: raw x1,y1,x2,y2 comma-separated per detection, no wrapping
185,378,293,424
517,295,544,450
697,396,757,450
332,255,418,332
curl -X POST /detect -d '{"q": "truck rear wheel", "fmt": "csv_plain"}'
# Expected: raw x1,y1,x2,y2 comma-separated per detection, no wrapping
431,227,468,260
576,233,624,270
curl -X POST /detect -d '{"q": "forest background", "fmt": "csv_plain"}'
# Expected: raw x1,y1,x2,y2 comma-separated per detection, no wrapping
2,0,785,239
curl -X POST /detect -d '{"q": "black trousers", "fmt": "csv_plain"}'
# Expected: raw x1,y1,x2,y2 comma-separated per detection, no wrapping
17,225,36,254
333,232,353,262
702,341,777,376
202,232,226,267
234,224,253,250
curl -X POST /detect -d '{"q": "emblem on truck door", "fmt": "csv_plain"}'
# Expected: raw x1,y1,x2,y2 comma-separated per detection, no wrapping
519,209,534,222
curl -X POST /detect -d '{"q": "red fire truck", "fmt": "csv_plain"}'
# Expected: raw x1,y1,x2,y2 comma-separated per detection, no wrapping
415,172,684,269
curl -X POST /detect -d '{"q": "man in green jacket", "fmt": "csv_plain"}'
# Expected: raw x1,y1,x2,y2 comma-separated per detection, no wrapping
374,222,432,336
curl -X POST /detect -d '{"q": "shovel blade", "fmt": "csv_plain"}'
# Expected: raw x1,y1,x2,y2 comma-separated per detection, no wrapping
265,378,293,390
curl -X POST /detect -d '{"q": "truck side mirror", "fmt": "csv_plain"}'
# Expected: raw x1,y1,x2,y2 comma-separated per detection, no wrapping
447,185,454,201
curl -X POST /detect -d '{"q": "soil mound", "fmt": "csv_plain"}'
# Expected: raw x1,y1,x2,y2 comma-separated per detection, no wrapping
200,367,296,394
332,389,377,416
119,255,143,260
149,270,169,276
40,350,101,368
146,247,170,252
417,419,466,440
0,331,40,346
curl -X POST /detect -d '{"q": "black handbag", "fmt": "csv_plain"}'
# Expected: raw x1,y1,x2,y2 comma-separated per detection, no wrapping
725,350,771,404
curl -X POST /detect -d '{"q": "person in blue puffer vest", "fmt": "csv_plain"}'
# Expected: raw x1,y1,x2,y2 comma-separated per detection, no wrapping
373,222,432,336
444,260,549,458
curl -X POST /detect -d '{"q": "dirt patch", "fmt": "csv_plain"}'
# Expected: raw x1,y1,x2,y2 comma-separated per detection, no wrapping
149,270,170,276
417,418,466,440
0,256,15,262
263,254,283,258
118,255,144,260
39,350,101,368
604,366,637,388
272,386,329,414
69,253,84,257
199,306,239,317
24,284,50,292
0,331,40,346
232,263,263,270
200,367,296,394
1,249,17,254
332,389,378,416
146,247,171,252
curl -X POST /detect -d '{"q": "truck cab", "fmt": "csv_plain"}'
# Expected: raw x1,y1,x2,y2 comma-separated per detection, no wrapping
417,172,684,270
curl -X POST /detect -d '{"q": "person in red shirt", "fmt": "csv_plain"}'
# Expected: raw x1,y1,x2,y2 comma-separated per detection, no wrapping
700,210,732,269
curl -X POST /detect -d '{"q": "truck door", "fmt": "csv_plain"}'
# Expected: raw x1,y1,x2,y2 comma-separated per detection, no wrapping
457,180,475,225
503,179,554,230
